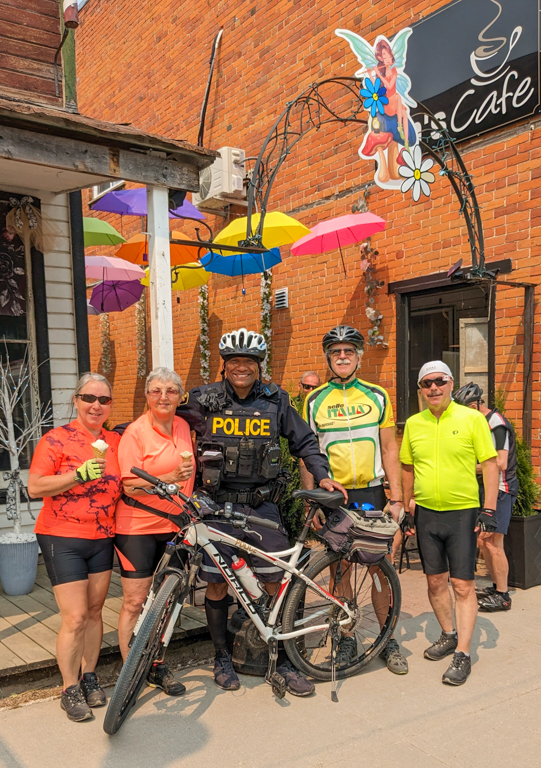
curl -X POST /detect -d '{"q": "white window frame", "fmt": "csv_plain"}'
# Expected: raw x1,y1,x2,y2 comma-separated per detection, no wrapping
89,179,125,204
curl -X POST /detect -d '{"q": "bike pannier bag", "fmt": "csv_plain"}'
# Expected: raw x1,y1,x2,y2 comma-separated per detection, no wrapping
320,508,399,565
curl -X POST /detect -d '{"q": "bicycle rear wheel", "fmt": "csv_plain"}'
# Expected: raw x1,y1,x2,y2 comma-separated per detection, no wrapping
282,550,401,681
103,572,187,735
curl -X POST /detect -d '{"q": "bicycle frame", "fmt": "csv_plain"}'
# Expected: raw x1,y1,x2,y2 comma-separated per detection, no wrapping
183,520,356,643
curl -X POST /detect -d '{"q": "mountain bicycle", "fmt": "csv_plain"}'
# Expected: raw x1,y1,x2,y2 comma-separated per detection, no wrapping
103,467,401,734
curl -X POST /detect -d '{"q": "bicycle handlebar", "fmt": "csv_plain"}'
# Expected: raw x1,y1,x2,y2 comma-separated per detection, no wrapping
131,467,161,485
245,515,280,531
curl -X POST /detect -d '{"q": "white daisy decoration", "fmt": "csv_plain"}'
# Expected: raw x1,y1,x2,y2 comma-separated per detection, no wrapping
398,145,435,202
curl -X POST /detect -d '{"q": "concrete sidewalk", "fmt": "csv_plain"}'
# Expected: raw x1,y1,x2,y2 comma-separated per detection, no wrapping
0,567,539,768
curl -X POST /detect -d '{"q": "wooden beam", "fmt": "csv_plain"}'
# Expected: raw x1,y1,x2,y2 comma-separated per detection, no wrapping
147,185,174,369
0,125,200,190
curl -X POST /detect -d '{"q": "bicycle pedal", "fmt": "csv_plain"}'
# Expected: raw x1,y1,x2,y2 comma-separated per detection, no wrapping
270,672,286,699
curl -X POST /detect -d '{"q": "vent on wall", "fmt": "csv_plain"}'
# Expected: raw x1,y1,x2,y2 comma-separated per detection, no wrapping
274,287,288,309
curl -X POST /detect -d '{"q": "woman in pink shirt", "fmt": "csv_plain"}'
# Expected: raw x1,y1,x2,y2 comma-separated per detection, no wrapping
116,367,195,696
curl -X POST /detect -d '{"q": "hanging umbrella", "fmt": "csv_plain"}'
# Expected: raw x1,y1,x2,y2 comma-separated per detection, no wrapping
87,300,100,316
90,188,205,220
213,212,309,249
291,212,386,274
115,231,202,266
141,263,210,291
83,217,126,247
85,255,145,281
89,280,144,313
200,248,282,276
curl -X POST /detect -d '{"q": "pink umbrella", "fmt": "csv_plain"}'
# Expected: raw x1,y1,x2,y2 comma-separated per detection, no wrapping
291,212,386,274
85,255,145,281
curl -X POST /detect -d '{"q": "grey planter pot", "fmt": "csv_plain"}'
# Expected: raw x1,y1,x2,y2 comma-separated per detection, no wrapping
0,538,39,595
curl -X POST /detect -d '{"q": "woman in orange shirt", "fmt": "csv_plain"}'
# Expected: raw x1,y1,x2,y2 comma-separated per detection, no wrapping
28,373,122,723
115,367,194,697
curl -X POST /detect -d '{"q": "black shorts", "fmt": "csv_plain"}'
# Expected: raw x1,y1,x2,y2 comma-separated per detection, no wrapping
415,505,478,581
199,501,289,584
37,534,114,587
114,533,187,579
347,484,387,510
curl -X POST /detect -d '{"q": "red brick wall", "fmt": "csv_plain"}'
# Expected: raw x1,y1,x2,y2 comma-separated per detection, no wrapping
76,1,540,473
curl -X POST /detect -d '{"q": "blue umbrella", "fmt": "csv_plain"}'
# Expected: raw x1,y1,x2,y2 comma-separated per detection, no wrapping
90,188,205,220
200,248,281,276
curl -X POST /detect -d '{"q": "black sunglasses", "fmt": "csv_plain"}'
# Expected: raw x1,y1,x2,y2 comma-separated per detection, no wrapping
301,383,317,391
75,394,113,405
419,376,451,389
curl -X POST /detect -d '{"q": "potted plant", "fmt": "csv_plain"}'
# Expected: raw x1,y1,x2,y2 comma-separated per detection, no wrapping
0,349,51,595
504,433,541,589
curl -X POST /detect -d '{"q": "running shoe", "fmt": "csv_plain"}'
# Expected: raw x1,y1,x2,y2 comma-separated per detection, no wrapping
214,651,240,691
60,683,93,722
80,671,106,707
335,636,357,668
424,631,458,660
147,663,186,696
379,638,408,674
275,660,315,697
478,591,512,612
442,652,471,685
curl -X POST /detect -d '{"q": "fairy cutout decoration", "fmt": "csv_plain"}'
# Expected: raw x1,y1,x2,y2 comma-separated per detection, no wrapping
336,27,435,199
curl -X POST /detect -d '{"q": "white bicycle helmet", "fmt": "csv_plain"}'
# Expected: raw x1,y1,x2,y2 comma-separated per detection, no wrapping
219,328,267,361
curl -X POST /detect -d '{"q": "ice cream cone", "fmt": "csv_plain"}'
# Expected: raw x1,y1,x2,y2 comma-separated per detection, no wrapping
180,450,193,464
91,439,108,459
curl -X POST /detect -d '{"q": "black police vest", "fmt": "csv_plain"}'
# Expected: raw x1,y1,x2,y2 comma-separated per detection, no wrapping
196,382,281,489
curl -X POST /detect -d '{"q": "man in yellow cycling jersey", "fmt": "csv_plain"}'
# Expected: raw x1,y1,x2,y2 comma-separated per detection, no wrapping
400,361,499,686
302,325,407,675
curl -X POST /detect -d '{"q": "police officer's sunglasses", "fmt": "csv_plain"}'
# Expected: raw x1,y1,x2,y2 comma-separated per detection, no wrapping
75,394,113,405
419,376,451,389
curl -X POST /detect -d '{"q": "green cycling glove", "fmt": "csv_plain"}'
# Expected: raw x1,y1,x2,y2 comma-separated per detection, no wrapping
75,459,103,484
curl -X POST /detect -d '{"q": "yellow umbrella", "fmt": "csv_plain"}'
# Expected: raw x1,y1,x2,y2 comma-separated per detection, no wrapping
141,263,209,291
213,212,310,249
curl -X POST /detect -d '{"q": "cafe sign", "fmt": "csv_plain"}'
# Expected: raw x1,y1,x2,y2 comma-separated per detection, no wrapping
405,0,540,141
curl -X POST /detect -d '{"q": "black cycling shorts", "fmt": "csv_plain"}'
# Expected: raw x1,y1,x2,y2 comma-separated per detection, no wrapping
37,534,114,587
415,505,478,581
199,501,289,584
347,484,387,511
114,533,187,579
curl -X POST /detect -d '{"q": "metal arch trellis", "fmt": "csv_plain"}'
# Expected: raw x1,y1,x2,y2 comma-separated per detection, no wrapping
243,76,488,277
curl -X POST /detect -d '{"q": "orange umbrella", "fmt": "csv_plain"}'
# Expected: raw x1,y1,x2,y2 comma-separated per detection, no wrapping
115,231,203,266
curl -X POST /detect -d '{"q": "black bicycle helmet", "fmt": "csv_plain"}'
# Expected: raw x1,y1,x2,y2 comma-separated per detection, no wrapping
219,328,267,361
322,325,364,354
454,381,483,406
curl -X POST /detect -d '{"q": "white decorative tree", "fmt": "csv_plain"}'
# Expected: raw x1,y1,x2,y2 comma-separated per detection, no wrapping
0,347,51,540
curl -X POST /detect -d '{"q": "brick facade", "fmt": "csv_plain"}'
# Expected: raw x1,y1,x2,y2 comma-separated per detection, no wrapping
76,0,540,471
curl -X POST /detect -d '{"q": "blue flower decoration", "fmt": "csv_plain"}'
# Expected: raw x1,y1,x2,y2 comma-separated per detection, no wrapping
360,77,389,117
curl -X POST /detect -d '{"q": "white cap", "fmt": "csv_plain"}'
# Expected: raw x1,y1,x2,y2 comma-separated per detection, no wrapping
417,360,454,384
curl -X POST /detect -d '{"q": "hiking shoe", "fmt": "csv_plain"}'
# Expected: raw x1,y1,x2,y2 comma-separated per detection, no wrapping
335,636,357,668
147,663,186,696
442,652,471,685
424,631,458,661
80,672,106,707
478,591,512,612
379,638,408,675
60,683,93,722
276,660,314,697
214,651,240,691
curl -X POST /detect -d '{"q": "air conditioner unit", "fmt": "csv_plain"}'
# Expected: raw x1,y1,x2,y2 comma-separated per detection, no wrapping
193,147,246,210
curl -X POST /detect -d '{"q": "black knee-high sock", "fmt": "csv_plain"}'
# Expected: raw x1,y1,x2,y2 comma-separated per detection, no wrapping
205,596,229,655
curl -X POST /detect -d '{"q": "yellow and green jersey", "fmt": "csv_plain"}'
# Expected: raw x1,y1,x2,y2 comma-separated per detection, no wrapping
303,378,395,488
400,400,497,511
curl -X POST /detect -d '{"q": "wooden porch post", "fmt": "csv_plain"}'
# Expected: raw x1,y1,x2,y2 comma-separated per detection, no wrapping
147,185,174,369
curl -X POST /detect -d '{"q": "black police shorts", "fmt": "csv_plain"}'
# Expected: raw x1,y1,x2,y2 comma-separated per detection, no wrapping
415,505,478,581
199,501,289,584
37,534,114,587
114,533,187,579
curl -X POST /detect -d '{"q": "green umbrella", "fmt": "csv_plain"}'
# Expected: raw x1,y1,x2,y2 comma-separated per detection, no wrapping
83,217,126,246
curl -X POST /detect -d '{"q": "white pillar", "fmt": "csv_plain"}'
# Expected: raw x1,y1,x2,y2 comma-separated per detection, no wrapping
147,185,174,369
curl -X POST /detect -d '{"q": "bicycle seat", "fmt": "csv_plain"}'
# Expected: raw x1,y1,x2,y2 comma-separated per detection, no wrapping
291,489,345,509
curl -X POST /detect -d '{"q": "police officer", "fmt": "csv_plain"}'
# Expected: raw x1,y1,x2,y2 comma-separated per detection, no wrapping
177,328,346,695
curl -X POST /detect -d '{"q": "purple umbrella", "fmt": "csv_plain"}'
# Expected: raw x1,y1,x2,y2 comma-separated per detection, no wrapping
90,188,205,220
89,280,144,313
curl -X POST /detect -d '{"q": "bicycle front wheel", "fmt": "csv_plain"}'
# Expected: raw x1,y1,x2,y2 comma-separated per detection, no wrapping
282,550,401,681
104,572,187,735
